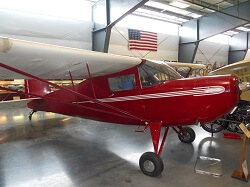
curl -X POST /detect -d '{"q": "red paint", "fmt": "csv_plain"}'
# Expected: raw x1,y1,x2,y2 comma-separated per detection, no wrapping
24,79,51,98
223,132,241,139
149,121,163,153
26,65,240,127
69,71,76,91
86,63,97,99
0,60,241,160
157,127,169,156
0,62,145,122
0,61,240,128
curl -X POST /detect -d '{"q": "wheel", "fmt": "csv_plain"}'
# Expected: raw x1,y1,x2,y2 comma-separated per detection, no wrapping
178,127,195,143
227,122,243,134
200,120,224,133
139,152,163,177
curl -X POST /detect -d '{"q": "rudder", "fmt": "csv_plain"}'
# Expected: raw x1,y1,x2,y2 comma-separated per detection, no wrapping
25,79,51,98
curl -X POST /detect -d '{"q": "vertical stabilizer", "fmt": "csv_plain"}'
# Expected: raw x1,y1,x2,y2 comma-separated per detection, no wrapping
25,79,51,98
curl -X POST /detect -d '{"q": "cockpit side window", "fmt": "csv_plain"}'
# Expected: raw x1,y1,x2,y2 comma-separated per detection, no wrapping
108,74,136,92
139,60,182,88
139,65,160,88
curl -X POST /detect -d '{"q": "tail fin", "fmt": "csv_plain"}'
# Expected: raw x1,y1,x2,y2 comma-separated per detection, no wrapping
25,79,51,98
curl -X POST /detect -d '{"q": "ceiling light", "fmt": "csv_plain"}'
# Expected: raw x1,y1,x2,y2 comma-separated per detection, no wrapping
146,1,189,15
134,8,188,24
177,18,189,22
189,13,202,18
170,1,190,9
223,30,239,36
236,27,250,32
136,8,177,19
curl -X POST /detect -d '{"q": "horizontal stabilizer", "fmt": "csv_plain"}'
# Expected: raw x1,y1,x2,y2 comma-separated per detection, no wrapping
0,98,40,110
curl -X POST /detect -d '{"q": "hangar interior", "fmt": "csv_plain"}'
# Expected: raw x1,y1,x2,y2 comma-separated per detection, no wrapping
0,0,249,186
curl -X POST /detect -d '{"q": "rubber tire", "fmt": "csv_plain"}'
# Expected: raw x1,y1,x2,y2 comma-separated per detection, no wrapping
201,120,224,133
178,127,196,143
139,152,164,177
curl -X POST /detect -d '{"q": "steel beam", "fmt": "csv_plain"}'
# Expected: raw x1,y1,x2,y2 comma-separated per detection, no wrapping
178,42,199,63
92,0,149,52
224,0,238,5
228,31,249,64
184,0,240,12
178,19,199,63
179,0,250,63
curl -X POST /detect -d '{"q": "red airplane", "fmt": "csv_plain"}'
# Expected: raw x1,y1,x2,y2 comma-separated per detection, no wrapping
0,37,240,177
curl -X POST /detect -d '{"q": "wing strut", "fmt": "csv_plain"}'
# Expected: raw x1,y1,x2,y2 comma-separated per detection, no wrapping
69,71,76,91
0,62,148,122
86,63,97,99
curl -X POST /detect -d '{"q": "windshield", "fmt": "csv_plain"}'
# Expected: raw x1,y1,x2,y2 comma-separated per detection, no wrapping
139,60,182,88
175,67,191,78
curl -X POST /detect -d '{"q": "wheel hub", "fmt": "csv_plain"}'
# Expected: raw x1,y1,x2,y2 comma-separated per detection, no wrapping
182,133,190,141
143,160,155,172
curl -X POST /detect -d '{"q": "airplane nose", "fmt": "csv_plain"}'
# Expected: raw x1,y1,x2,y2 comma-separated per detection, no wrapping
191,75,240,123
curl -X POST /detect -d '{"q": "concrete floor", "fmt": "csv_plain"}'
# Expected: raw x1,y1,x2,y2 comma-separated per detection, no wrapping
0,108,249,187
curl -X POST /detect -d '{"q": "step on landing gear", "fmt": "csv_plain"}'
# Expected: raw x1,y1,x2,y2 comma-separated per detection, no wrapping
138,123,196,177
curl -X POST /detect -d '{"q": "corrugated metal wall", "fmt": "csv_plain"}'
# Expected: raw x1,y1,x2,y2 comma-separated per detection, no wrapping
0,7,229,67
0,9,93,49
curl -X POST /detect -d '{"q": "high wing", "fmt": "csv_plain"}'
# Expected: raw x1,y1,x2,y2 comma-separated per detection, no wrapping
0,37,142,79
165,61,206,78
209,59,250,101
209,59,250,82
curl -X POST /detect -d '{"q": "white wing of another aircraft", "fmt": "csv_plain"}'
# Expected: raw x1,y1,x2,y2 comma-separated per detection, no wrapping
165,61,206,77
209,59,250,81
0,37,142,80
209,59,250,101
166,62,206,69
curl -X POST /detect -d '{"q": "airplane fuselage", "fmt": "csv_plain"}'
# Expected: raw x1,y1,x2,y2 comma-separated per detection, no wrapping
27,60,240,127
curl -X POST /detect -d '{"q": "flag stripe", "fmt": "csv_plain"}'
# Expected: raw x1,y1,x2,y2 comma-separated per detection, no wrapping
140,31,157,36
129,43,157,48
141,34,157,40
129,40,157,45
140,37,157,42
128,29,158,51
129,47,157,51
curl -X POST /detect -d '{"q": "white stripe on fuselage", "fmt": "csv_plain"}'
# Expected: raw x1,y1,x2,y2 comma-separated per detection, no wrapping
74,86,225,104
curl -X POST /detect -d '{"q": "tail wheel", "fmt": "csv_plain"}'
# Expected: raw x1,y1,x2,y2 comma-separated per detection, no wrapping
139,152,163,177
178,127,195,143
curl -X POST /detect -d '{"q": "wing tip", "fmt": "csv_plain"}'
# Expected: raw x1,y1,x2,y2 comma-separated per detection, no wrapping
0,37,12,53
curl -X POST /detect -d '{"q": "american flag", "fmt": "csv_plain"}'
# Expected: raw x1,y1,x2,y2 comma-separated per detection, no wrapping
128,29,158,51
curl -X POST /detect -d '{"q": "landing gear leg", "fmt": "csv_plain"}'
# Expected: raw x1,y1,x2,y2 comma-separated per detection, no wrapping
28,110,36,121
27,110,37,138
139,122,169,177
